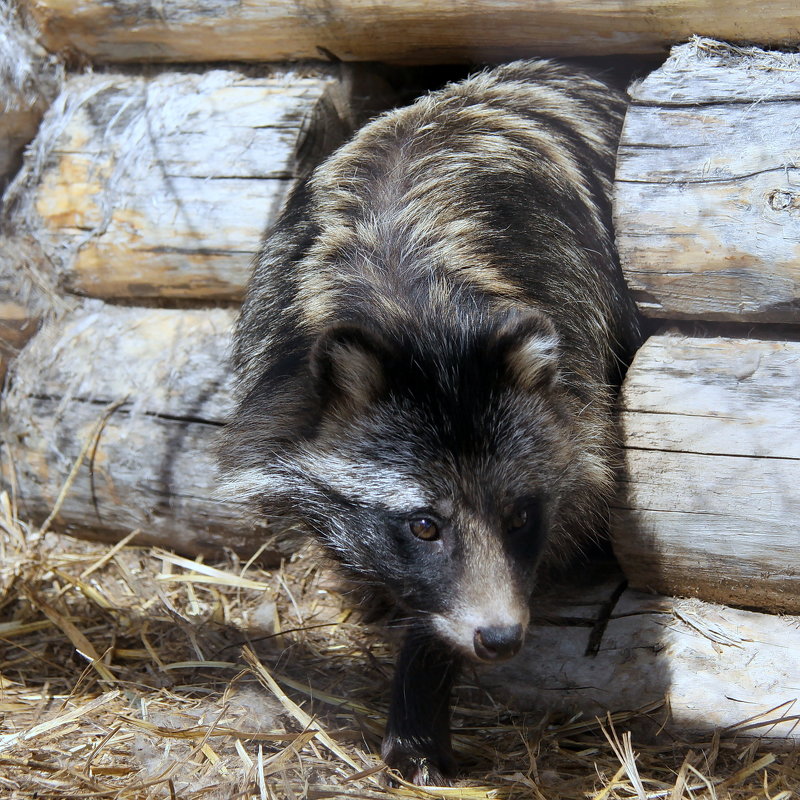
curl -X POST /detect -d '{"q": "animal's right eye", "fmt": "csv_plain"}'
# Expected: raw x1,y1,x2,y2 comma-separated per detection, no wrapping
409,518,440,541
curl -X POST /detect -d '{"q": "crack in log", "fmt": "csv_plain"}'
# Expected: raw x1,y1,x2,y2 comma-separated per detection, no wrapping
611,505,730,516
142,245,254,256
28,393,227,428
617,164,798,186
622,444,800,462
619,408,741,420
632,96,800,109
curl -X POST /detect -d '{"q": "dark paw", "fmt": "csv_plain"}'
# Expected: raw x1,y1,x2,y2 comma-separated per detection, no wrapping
381,735,456,786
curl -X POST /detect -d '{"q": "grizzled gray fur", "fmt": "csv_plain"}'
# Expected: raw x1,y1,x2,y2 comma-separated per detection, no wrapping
219,60,640,785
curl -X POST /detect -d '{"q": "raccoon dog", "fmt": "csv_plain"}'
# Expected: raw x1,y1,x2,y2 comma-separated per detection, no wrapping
220,60,640,785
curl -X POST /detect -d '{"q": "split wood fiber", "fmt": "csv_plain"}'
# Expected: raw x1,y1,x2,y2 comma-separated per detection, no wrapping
0,302,293,560
0,299,37,381
12,67,385,301
0,236,68,382
487,588,800,745
21,0,800,64
611,333,800,612
0,0,62,184
615,38,800,322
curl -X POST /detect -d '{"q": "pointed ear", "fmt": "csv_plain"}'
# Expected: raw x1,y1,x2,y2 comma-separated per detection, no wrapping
494,310,560,391
310,323,390,409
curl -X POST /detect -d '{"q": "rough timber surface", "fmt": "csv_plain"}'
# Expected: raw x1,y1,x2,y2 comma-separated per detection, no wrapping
14,67,380,301
0,235,66,381
0,0,62,184
611,333,800,612
0,302,290,559
488,587,800,745
21,0,800,63
614,39,800,323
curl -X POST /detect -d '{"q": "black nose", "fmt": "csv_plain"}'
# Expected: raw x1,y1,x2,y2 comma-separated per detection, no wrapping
473,624,524,662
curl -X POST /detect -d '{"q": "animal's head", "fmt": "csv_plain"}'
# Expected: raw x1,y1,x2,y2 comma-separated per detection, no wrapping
223,310,599,663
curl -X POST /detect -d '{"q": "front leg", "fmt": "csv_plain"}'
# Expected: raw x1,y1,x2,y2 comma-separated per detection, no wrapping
381,629,460,786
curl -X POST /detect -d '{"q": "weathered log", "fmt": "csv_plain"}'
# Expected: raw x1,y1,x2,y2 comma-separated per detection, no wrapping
21,0,800,64
0,302,293,561
13,67,389,301
611,333,800,613
0,0,62,185
487,587,800,745
614,39,800,323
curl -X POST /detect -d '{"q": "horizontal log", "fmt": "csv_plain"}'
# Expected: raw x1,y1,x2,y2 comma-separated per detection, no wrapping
22,1,800,64
614,39,800,323
487,588,800,744
611,334,800,612
0,302,294,562
15,67,387,301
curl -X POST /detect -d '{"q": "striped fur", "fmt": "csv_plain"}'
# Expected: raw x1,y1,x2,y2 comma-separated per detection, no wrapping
220,60,640,784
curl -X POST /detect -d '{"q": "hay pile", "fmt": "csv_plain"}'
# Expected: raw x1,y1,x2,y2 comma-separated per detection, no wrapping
0,486,797,799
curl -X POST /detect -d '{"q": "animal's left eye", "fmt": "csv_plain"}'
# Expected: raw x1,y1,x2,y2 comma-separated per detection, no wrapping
506,501,541,534
508,508,528,531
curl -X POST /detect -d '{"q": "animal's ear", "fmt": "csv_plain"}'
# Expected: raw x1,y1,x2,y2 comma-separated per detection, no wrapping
310,324,391,409
494,310,560,391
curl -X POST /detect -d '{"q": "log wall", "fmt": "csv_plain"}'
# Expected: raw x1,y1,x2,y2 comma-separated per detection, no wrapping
608,40,800,615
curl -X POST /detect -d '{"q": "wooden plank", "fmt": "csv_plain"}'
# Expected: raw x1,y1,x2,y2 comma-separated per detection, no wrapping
614,39,800,322
611,334,800,612
486,589,800,744
0,302,294,561
16,67,386,301
21,1,800,64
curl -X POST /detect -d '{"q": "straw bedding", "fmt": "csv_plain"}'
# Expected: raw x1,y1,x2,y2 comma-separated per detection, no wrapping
1,484,798,799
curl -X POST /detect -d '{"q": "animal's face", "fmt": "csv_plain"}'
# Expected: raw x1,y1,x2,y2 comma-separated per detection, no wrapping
222,310,581,662
287,311,575,662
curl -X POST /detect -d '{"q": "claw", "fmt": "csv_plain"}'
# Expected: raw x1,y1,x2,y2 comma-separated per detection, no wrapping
382,735,456,787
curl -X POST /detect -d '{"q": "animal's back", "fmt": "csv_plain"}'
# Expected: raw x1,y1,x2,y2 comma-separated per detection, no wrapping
232,61,638,403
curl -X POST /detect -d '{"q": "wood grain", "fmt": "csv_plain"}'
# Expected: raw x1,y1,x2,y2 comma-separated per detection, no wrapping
488,588,800,744
22,67,383,301
614,40,800,322
612,334,800,612
22,0,800,64
0,302,294,561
